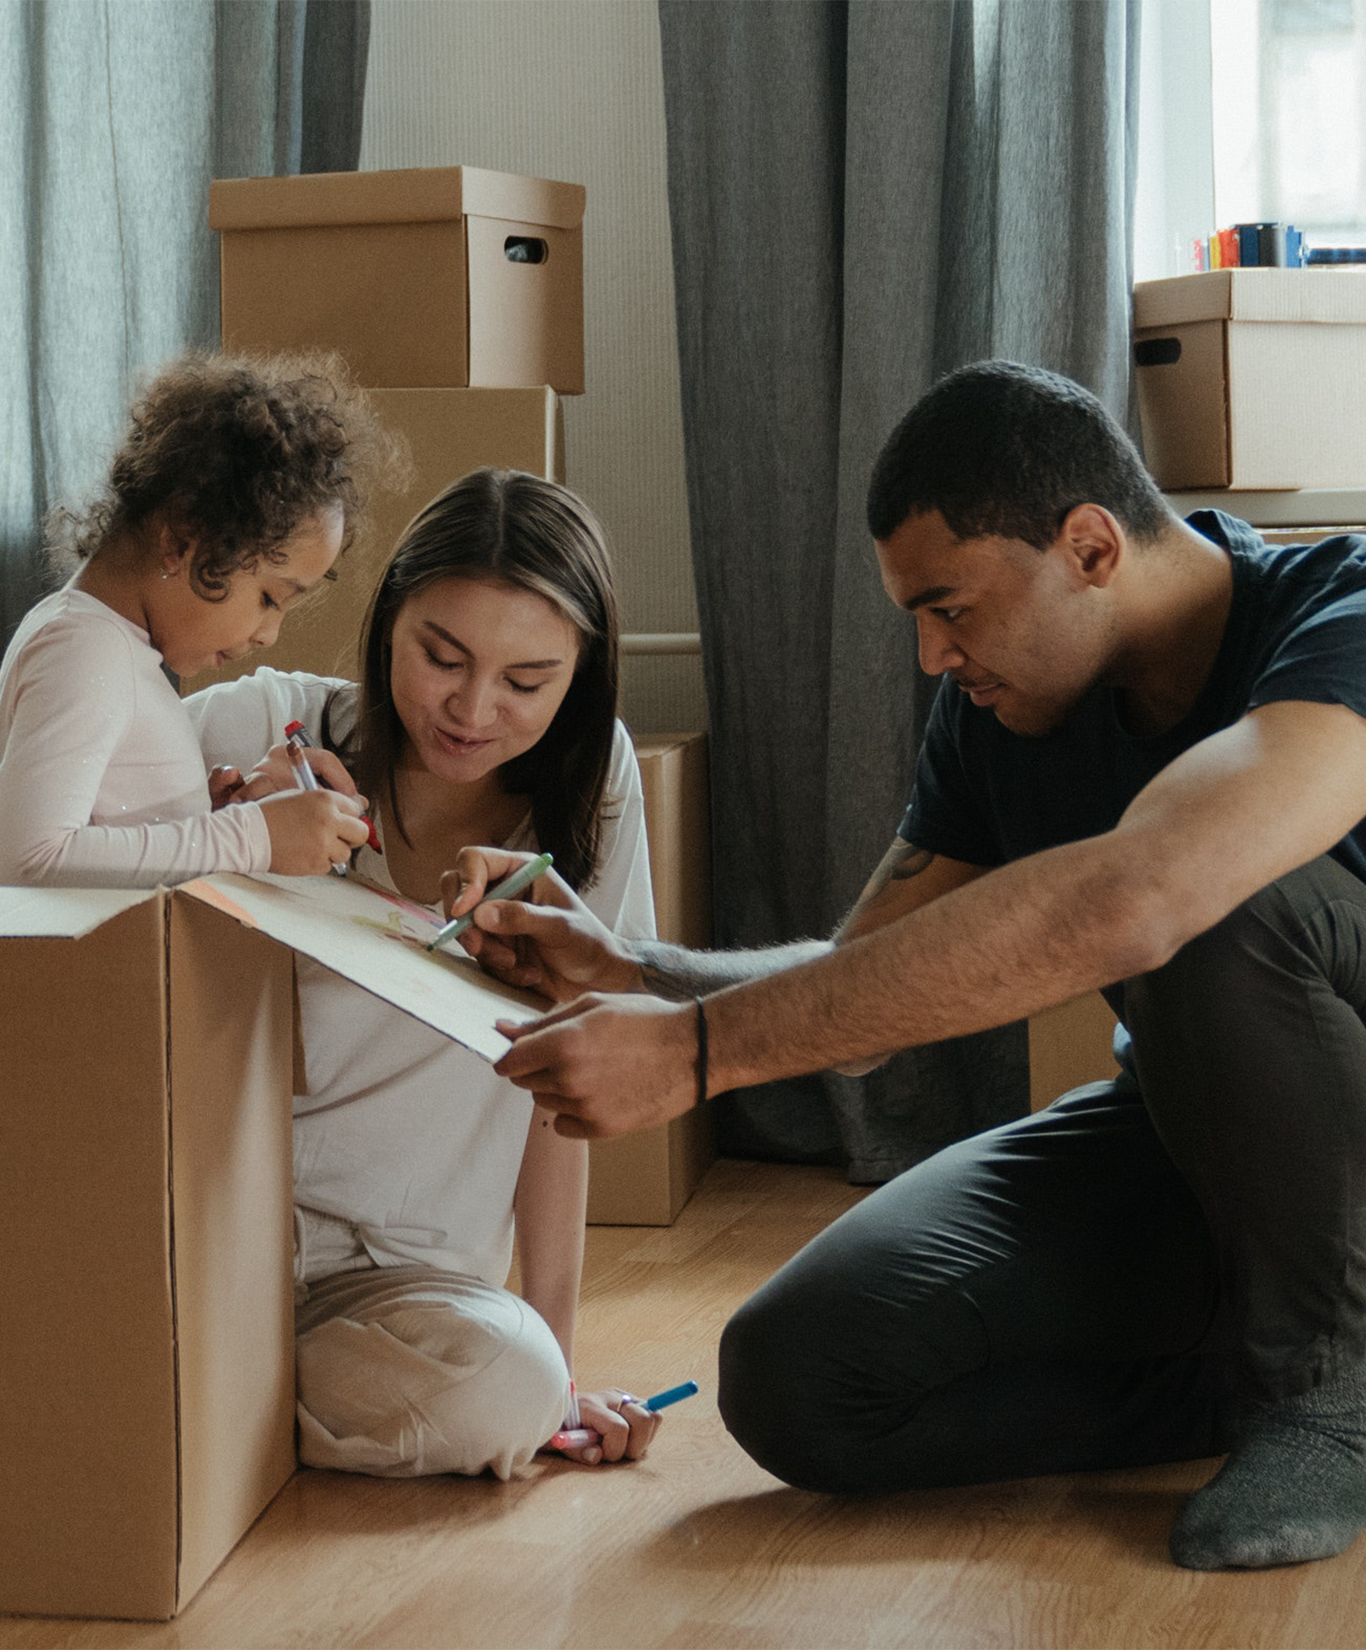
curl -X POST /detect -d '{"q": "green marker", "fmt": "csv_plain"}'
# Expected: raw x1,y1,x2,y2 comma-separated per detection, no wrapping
426,851,554,953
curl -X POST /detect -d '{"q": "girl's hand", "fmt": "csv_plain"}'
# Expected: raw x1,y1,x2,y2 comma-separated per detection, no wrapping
552,1389,661,1465
231,742,363,804
259,789,369,876
207,765,245,809
441,847,641,1000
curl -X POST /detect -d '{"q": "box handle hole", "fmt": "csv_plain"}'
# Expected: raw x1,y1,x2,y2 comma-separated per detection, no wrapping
1134,337,1182,367
505,237,548,265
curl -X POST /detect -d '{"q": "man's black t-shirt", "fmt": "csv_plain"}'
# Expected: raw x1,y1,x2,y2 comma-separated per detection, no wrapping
899,512,1366,884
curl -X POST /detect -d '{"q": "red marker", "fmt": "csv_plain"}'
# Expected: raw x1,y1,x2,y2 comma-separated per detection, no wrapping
284,721,382,855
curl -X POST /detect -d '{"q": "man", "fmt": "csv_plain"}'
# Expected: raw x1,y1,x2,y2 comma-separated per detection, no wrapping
452,361,1366,1571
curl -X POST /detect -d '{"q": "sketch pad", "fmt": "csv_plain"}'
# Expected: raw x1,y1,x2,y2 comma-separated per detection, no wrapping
181,871,546,1062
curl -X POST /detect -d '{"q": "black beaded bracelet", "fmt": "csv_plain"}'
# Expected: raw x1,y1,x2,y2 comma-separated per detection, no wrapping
693,995,708,1109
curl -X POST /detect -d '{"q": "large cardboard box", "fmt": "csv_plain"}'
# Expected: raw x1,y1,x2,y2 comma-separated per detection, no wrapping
0,889,295,1621
587,734,715,1225
211,166,585,392
0,875,544,1620
191,386,564,691
1133,270,1366,490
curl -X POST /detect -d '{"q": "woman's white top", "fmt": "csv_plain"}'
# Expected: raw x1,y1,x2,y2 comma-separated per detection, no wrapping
186,668,657,1286
0,585,270,885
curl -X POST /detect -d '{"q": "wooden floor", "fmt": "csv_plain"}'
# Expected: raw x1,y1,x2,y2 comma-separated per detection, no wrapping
5,1158,1366,1650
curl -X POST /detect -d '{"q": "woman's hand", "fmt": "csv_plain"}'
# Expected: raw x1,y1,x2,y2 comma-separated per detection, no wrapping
207,765,245,809
441,846,642,1000
258,789,369,876
550,1389,661,1465
229,741,363,804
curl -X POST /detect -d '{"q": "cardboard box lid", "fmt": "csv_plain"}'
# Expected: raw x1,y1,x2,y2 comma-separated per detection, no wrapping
210,166,585,233
1134,269,1366,329
0,884,152,938
0,873,546,1062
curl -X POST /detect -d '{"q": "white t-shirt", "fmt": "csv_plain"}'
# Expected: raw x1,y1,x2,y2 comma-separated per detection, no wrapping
0,584,270,886
186,668,657,1286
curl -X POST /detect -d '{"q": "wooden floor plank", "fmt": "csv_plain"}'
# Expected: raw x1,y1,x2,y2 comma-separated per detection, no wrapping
4,1160,1366,1649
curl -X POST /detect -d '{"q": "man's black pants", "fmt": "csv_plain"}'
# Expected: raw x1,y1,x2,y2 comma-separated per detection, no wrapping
718,855,1366,1493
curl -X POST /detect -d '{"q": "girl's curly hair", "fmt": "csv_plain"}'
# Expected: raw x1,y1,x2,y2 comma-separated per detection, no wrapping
51,352,400,599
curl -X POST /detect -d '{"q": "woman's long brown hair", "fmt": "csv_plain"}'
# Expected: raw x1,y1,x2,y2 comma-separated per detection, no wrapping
328,468,620,892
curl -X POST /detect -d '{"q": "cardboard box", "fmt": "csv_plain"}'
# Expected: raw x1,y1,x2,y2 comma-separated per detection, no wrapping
210,165,585,392
0,875,544,1620
190,385,564,691
1133,270,1366,489
586,735,715,1225
0,889,295,1620
1028,991,1119,1112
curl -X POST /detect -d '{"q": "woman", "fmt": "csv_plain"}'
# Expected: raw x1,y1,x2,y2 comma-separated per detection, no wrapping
187,469,661,1477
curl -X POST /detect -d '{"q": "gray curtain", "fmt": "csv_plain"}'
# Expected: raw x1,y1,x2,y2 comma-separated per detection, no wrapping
659,0,1141,1180
0,0,370,649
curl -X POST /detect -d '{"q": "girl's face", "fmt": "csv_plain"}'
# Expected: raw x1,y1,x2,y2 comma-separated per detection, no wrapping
152,507,344,679
388,575,582,785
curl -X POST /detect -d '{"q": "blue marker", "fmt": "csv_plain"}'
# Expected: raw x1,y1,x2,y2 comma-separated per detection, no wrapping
645,1380,699,1412
427,850,553,953
545,1380,700,1454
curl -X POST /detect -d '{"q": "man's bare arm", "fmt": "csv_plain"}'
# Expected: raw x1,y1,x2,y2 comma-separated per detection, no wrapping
703,698,1366,1090
636,938,829,1000
836,837,985,944
823,839,985,1071
637,841,981,1001
496,699,1366,1135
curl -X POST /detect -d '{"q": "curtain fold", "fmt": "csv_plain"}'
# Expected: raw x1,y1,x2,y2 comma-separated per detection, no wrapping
1,0,370,649
659,0,1141,1179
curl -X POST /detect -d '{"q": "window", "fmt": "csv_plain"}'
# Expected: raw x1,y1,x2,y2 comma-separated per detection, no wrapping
1212,0,1366,246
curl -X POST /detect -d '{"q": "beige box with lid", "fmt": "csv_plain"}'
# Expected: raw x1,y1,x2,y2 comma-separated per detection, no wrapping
211,165,585,393
1133,270,1366,490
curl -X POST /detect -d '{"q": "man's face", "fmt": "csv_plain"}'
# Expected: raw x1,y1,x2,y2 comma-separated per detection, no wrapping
875,509,1112,737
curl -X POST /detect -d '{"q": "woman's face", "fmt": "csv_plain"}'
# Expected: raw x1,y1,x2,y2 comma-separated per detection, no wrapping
388,575,582,784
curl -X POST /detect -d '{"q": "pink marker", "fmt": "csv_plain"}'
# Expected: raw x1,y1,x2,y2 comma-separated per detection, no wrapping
547,1427,599,1451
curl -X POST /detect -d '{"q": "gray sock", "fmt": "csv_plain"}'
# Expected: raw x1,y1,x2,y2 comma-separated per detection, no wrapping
1170,1365,1366,1570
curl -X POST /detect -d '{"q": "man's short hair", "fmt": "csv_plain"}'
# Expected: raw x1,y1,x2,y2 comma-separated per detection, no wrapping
866,360,1171,550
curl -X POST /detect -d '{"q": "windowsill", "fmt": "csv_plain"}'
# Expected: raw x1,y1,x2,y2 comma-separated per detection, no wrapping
1167,487,1366,527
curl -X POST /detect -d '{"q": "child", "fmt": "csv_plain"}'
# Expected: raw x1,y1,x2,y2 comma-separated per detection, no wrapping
0,354,382,886
188,469,665,1476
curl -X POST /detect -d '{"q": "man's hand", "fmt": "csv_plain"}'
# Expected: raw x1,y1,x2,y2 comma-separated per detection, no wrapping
442,847,643,1001
494,994,698,1136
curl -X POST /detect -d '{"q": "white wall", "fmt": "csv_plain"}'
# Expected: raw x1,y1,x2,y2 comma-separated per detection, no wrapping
360,0,704,734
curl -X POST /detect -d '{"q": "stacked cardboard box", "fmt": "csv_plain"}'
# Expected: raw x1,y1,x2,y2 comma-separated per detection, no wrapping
210,165,585,392
1133,270,1366,490
586,734,715,1224
201,165,582,689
